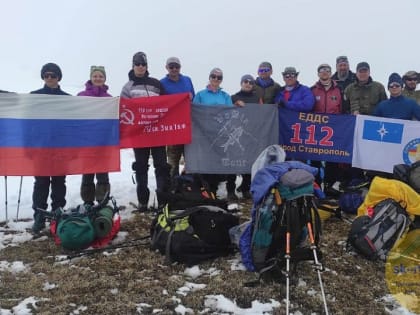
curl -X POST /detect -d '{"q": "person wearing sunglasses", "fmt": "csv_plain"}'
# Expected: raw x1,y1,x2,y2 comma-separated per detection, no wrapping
274,66,315,112
310,64,343,193
121,51,170,212
331,56,356,113
343,62,387,115
30,62,70,234
230,74,261,199
193,68,238,201
77,66,112,206
255,62,282,104
402,71,420,105
374,73,420,120
160,57,195,182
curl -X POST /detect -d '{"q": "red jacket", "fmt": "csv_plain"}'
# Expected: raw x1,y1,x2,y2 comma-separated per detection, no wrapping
311,81,342,114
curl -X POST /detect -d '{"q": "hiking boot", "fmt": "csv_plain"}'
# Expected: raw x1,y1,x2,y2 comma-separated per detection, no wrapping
32,211,46,234
137,204,148,213
227,192,239,202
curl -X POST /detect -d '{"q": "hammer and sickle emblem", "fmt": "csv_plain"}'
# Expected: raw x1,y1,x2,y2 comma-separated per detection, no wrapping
120,106,135,125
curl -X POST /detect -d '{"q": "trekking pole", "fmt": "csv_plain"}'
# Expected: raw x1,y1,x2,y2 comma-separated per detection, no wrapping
4,176,8,222
305,197,329,315
285,200,291,315
16,176,23,221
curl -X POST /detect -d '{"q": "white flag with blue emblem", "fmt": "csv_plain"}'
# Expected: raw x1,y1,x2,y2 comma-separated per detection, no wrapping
352,115,420,173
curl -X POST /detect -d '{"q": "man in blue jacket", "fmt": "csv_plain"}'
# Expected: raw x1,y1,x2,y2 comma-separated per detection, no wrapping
275,67,315,112
160,57,195,182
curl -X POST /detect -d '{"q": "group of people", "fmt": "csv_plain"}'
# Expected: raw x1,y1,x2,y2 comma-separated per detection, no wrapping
1,52,420,234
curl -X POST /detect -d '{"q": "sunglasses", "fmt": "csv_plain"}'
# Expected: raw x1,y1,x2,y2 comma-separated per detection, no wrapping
318,68,331,73
283,73,296,79
134,62,147,67
43,73,58,79
168,64,180,70
243,79,254,85
405,78,417,82
210,74,223,80
389,84,401,88
258,68,271,73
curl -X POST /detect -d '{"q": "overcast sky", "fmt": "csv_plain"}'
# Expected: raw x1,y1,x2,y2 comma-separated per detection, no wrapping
1,0,419,96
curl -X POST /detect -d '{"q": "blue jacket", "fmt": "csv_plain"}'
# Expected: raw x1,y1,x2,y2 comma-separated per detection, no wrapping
274,82,315,112
160,74,195,97
239,161,318,271
193,86,233,106
373,95,420,120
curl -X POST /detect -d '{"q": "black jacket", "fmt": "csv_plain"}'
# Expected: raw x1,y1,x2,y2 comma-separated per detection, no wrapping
231,90,260,104
30,85,70,95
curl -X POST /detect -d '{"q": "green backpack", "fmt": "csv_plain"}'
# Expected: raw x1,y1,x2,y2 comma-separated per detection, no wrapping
56,207,96,250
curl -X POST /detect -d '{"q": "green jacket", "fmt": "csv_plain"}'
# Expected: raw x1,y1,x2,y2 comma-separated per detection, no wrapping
402,89,420,105
344,78,387,114
255,80,282,104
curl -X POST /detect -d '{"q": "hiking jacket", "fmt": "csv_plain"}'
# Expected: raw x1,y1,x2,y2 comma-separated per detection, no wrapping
255,78,282,104
193,86,233,106
374,95,420,120
239,161,318,271
311,81,342,114
402,88,420,105
344,77,387,114
77,80,112,97
231,90,261,104
160,74,195,98
358,177,420,218
274,82,315,112
31,85,70,95
120,70,164,98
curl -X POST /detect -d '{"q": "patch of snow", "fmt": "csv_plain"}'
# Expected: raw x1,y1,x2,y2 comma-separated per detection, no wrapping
176,282,206,296
204,294,280,314
174,304,194,314
42,282,57,291
0,261,28,273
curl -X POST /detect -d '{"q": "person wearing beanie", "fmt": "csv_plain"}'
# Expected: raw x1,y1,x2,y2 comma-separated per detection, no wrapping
331,56,357,109
120,51,169,212
254,61,282,104
402,70,420,105
274,66,315,112
230,74,261,199
192,68,236,200
160,57,195,182
343,61,387,115
374,72,420,120
77,66,112,205
310,63,343,193
30,62,70,234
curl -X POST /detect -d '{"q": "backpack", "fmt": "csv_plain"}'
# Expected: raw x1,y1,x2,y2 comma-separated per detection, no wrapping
150,205,239,266
163,174,227,210
393,161,420,193
250,182,322,273
347,198,410,261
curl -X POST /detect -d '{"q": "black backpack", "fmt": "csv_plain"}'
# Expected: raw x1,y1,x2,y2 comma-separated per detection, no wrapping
347,198,410,261
150,205,239,266
393,161,420,193
162,174,227,210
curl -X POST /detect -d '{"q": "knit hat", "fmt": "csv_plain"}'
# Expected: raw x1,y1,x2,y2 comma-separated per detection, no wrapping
336,56,349,64
282,66,299,75
132,52,147,66
356,62,370,71
240,74,255,84
41,63,62,81
387,72,403,88
403,70,418,80
90,65,106,79
209,67,223,76
259,62,272,70
317,63,331,73
166,57,181,66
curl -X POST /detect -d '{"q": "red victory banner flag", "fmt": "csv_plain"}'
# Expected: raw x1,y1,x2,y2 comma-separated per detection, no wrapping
119,93,191,148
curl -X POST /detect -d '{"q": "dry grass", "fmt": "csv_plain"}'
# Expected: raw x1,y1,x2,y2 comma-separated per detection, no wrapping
0,204,395,315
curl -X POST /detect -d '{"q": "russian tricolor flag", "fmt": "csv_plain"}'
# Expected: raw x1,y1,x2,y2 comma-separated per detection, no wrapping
0,93,120,176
